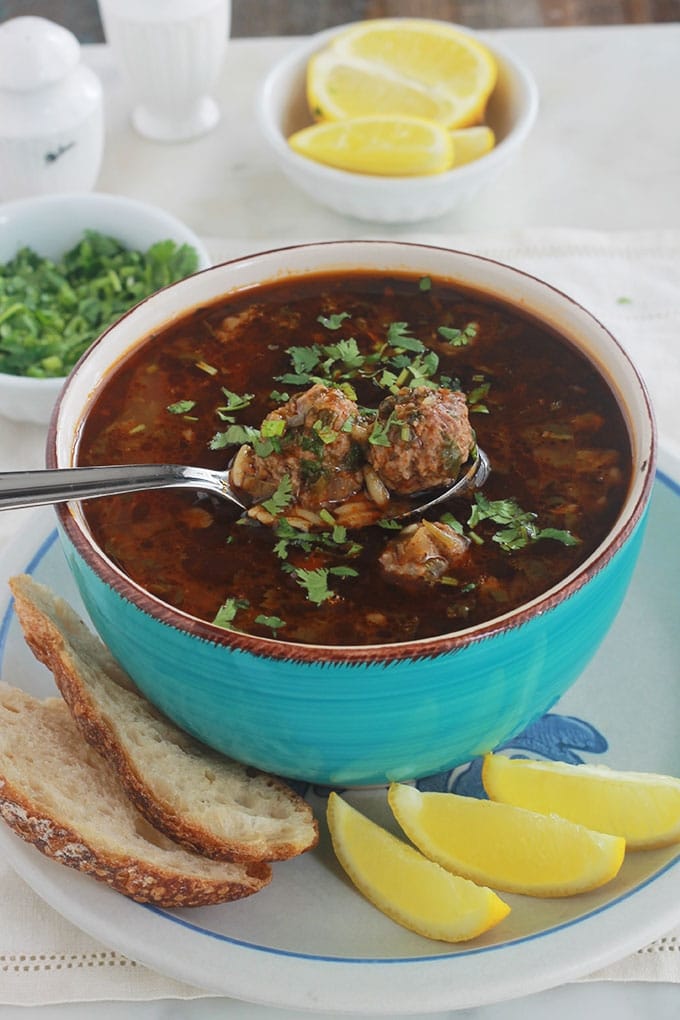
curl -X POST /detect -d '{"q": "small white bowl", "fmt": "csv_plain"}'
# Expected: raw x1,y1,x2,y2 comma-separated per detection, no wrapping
257,22,539,224
0,191,211,425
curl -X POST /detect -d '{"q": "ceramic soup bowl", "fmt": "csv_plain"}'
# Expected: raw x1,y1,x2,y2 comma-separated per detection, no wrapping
49,241,656,786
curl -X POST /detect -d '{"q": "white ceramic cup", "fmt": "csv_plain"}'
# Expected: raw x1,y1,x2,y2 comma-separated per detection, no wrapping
97,0,230,142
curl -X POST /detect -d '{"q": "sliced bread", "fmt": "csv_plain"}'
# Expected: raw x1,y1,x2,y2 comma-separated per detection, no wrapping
0,682,271,906
9,574,318,864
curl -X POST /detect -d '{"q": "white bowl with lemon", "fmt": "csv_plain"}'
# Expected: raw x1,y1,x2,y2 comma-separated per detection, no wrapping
258,19,539,224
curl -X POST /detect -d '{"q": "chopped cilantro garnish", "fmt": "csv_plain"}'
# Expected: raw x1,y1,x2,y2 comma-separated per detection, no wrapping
212,596,249,628
262,474,294,516
292,565,358,605
438,322,478,347
318,311,351,329
312,418,338,444
368,417,393,447
167,399,196,415
386,322,426,352
419,276,432,292
217,388,254,414
254,614,286,632
286,345,322,376
468,494,579,552
209,423,260,450
260,418,286,438
293,567,334,605
324,337,365,370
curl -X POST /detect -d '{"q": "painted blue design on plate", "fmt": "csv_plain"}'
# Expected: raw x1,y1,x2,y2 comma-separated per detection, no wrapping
416,712,608,798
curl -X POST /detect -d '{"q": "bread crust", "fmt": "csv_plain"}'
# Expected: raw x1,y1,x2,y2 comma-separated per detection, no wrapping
9,574,318,863
0,686,271,906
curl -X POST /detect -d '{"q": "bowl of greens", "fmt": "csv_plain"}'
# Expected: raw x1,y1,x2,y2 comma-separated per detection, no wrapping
0,192,211,424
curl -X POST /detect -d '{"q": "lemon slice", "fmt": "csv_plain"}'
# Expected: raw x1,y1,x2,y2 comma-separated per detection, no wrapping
388,783,625,898
327,792,509,942
450,125,496,166
483,753,680,850
288,115,455,176
308,18,497,130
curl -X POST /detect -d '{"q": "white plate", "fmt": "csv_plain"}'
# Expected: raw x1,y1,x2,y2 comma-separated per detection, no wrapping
0,449,679,1015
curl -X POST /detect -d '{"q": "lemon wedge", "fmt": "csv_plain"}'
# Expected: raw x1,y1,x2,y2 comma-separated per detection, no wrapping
483,753,680,850
288,115,455,176
388,783,625,898
307,19,497,130
450,125,496,166
327,792,509,942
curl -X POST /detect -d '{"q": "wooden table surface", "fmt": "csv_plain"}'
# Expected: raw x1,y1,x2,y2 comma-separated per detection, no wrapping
1,0,679,42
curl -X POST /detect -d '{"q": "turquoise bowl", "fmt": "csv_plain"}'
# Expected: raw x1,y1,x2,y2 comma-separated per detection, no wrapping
49,242,656,787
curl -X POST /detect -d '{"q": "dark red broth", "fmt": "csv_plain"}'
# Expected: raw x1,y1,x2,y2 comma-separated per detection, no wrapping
76,271,631,645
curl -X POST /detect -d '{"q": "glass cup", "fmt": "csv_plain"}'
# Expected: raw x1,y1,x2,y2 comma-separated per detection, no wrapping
97,0,230,142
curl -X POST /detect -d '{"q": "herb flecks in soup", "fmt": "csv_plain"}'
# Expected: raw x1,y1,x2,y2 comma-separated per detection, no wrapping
77,271,631,646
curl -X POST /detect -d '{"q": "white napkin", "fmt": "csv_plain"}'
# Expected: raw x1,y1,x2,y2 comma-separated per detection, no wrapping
1,227,679,1005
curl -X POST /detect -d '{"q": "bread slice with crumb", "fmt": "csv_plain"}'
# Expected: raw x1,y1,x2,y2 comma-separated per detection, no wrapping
0,682,271,905
9,574,318,864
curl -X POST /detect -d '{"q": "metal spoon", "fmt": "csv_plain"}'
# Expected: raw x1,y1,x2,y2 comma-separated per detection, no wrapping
0,449,489,518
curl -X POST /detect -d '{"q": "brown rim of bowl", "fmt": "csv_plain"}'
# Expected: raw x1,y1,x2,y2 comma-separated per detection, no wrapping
48,241,657,665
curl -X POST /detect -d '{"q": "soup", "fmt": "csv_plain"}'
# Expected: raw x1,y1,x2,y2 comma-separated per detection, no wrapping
76,270,631,645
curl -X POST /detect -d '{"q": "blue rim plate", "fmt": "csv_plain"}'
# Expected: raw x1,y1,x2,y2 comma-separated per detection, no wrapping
0,448,679,1014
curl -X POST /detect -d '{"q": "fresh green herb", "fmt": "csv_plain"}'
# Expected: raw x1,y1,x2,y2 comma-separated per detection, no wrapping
467,380,490,413
292,567,334,605
212,596,249,628
272,518,362,562
324,337,364,370
262,474,294,516
166,399,196,415
318,311,351,330
438,322,478,347
217,388,254,414
368,415,394,447
283,345,322,380
312,418,338,445
468,494,579,552
386,322,426,353
0,232,199,378
260,418,286,438
439,512,465,535
531,526,580,546
209,423,260,450
419,276,432,292
254,614,286,632
269,389,290,403
292,565,358,605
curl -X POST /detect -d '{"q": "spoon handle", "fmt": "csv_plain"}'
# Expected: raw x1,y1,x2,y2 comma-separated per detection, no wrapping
0,464,216,510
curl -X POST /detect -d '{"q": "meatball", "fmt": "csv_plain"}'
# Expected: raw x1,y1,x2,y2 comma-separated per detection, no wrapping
232,383,366,510
379,520,470,588
367,387,474,495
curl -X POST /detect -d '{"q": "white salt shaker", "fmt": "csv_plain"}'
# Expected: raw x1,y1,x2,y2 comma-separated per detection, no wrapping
97,0,230,142
0,17,104,201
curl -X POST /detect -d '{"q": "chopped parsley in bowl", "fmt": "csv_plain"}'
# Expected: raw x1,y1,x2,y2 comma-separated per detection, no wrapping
0,191,210,424
0,231,200,379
